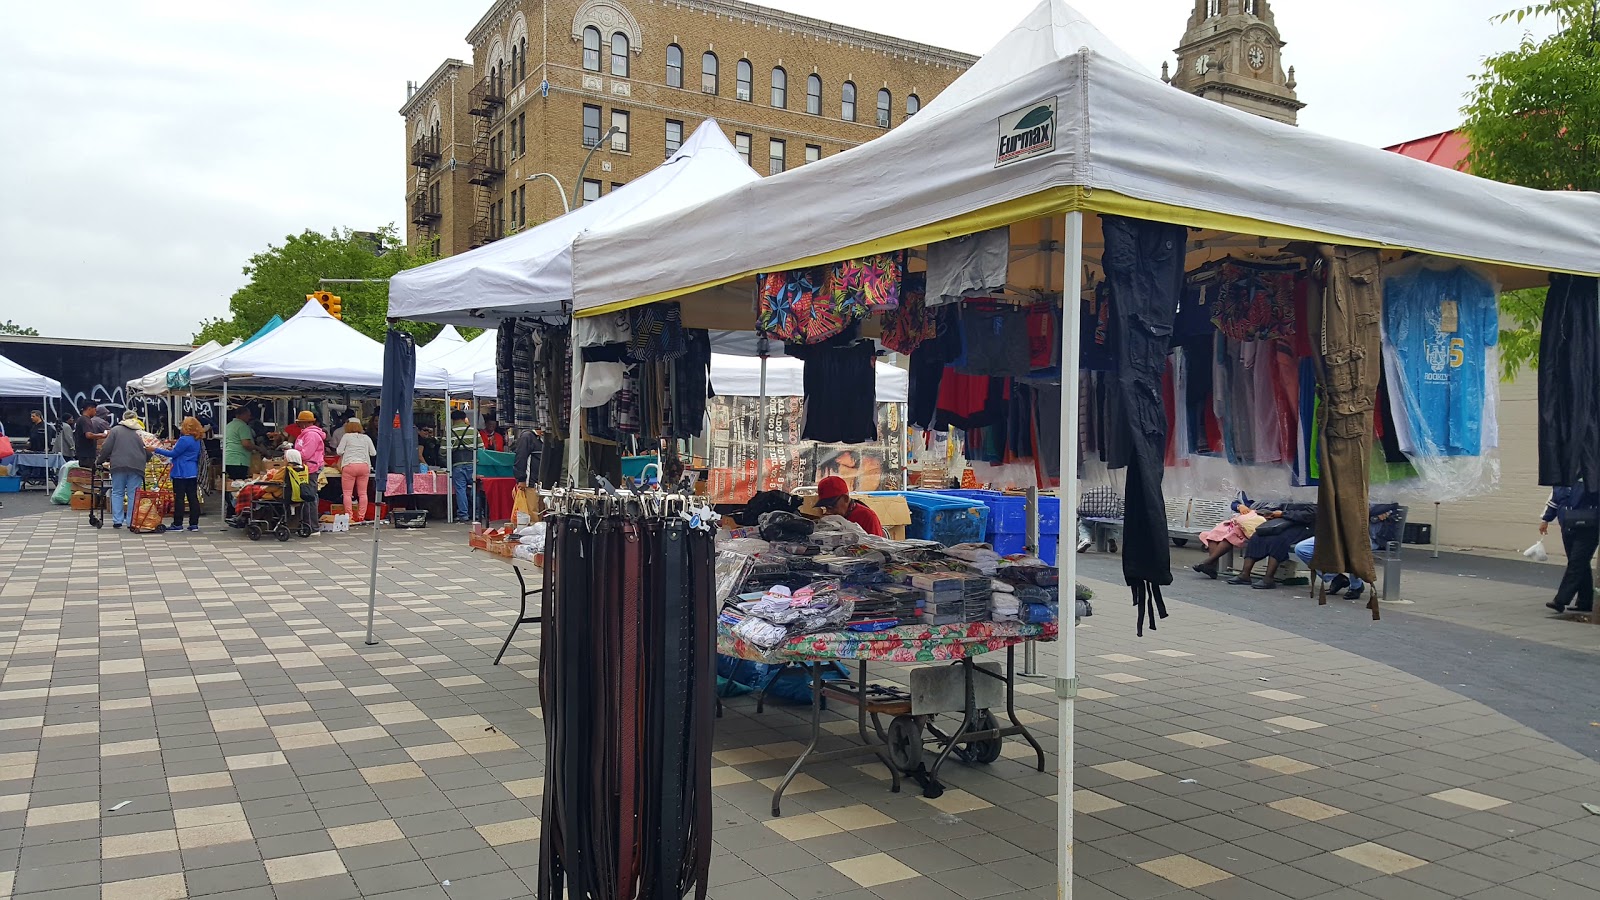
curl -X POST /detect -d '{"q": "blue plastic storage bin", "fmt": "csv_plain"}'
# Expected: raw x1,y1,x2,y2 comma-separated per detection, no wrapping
866,491,989,547
990,531,1058,565
0,476,20,493
929,489,1060,534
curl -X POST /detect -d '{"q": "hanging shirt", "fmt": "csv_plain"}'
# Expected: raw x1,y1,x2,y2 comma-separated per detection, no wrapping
925,227,1009,306
1382,260,1498,457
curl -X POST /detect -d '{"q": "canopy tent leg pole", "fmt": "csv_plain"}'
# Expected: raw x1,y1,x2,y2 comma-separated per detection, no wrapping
41,397,52,490
899,403,908,491
567,331,582,484
444,391,453,524
219,379,229,530
756,340,768,492
1056,210,1084,900
365,488,385,646
472,407,479,524
1022,485,1044,678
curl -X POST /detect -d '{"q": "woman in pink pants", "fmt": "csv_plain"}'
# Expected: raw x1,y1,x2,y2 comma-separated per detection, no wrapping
335,420,377,522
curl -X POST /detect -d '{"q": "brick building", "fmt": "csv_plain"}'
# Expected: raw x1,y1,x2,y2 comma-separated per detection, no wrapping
401,0,975,256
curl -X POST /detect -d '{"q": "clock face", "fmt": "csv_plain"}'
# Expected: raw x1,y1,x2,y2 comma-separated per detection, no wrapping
1248,45,1266,70
1195,54,1210,75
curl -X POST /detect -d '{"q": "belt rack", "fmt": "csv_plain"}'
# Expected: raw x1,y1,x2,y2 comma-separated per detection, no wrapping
537,483,717,900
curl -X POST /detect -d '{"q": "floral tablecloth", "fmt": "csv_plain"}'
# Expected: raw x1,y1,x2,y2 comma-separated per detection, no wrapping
385,472,451,495
718,620,1056,665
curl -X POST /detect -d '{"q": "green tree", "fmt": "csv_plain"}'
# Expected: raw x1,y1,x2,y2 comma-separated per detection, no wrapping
195,226,445,344
1459,0,1600,379
0,320,40,336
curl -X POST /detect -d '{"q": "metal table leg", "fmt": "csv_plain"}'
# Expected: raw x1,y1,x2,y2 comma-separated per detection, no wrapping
766,660,901,816
1004,644,1047,771
494,565,542,665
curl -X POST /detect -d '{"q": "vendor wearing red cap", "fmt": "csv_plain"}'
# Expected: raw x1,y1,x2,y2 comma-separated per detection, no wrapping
816,475,884,537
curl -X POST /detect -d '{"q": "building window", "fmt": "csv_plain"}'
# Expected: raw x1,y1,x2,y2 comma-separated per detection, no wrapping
768,138,786,175
907,93,921,117
667,44,683,88
1206,0,1221,17
582,26,601,71
771,67,787,108
805,144,821,165
701,52,718,94
735,132,751,165
877,89,892,128
582,104,601,147
611,32,630,77
736,59,752,101
611,181,626,192
610,109,630,152
841,81,856,122
1243,0,1258,14
666,118,683,158
510,43,520,86
807,74,822,115
582,179,602,205
510,188,520,229
518,37,528,83
431,238,440,257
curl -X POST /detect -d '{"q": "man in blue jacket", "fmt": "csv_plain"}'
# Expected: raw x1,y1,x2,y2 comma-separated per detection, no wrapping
1540,482,1598,614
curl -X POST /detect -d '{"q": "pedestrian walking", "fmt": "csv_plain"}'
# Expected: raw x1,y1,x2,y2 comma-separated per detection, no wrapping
1540,481,1598,614
335,420,377,523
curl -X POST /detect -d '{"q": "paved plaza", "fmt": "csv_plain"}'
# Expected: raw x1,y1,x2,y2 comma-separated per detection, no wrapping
1,502,1598,900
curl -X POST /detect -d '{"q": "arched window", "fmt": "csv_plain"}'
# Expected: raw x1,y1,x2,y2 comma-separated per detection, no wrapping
582,27,601,71
701,52,718,94
519,37,528,83
841,81,856,122
611,32,630,77
1206,0,1221,17
666,44,683,88
906,93,921,117
806,73,822,115
877,89,892,127
510,44,519,85
771,67,787,108
736,59,752,101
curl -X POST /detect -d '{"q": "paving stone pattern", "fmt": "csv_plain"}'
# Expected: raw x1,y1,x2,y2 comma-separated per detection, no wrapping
1,512,1598,900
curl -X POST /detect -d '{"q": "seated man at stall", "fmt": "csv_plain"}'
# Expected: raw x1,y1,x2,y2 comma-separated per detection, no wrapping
815,475,884,537
1292,503,1401,600
1226,502,1316,590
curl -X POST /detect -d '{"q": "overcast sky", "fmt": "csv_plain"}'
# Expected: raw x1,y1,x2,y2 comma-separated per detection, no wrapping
0,0,1551,344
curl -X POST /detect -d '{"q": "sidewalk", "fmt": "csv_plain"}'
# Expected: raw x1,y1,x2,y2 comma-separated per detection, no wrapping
1,508,1599,900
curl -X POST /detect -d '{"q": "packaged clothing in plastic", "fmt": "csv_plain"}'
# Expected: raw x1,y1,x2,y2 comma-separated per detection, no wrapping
925,227,1009,306
1381,258,1499,457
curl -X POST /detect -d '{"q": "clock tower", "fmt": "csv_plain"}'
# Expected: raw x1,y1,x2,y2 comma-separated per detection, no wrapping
1165,0,1304,126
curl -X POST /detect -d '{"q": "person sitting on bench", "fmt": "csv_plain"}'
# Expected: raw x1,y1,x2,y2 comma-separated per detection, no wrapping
1191,499,1268,579
1292,504,1402,600
1227,503,1316,590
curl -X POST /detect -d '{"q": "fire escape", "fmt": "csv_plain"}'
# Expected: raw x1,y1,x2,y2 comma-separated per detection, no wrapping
409,134,443,233
466,73,506,248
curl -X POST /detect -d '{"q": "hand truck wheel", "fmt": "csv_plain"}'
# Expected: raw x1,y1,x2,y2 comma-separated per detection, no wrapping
971,709,1003,764
885,715,925,773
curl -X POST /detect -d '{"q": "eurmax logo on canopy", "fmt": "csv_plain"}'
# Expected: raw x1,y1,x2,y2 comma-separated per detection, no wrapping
996,98,1057,167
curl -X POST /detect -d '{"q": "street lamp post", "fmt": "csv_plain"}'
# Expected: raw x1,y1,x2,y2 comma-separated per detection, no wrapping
571,125,621,210
524,173,571,215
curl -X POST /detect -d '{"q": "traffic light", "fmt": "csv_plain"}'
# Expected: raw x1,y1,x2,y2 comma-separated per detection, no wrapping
306,291,343,320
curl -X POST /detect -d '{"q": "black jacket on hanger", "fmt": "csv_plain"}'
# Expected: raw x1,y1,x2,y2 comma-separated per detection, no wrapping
1538,274,1600,488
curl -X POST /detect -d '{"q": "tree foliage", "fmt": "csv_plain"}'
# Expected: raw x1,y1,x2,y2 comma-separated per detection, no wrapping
0,320,40,336
194,226,449,345
1460,0,1600,379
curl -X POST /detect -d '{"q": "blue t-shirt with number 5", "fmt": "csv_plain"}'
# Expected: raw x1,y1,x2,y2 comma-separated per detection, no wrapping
1383,261,1498,456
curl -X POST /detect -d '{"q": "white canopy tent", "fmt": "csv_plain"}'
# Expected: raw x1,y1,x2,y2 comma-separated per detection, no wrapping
560,4,1600,897
0,353,62,399
126,340,245,397
570,1,1600,315
0,353,62,467
389,119,760,327
188,300,452,393
431,329,498,399
417,325,468,365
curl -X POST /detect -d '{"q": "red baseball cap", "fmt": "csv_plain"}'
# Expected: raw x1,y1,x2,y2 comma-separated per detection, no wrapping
817,476,850,502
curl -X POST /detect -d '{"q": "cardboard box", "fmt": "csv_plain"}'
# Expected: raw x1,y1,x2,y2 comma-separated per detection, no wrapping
797,492,911,541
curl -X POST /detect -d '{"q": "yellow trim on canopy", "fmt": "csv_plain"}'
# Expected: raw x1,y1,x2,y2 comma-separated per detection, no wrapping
576,187,1590,316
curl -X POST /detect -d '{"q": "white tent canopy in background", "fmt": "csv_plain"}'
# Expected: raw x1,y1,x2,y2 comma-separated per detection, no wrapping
0,353,61,398
570,0,1600,315
431,329,498,398
390,119,761,327
417,325,468,365
709,353,908,401
126,340,237,396
187,300,452,393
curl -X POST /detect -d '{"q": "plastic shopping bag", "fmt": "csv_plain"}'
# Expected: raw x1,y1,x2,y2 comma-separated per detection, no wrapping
1523,539,1549,563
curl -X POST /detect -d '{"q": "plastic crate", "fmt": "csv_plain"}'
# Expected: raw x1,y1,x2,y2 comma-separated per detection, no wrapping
867,491,988,547
390,509,428,529
929,489,1060,534
0,476,21,493
991,531,1059,565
